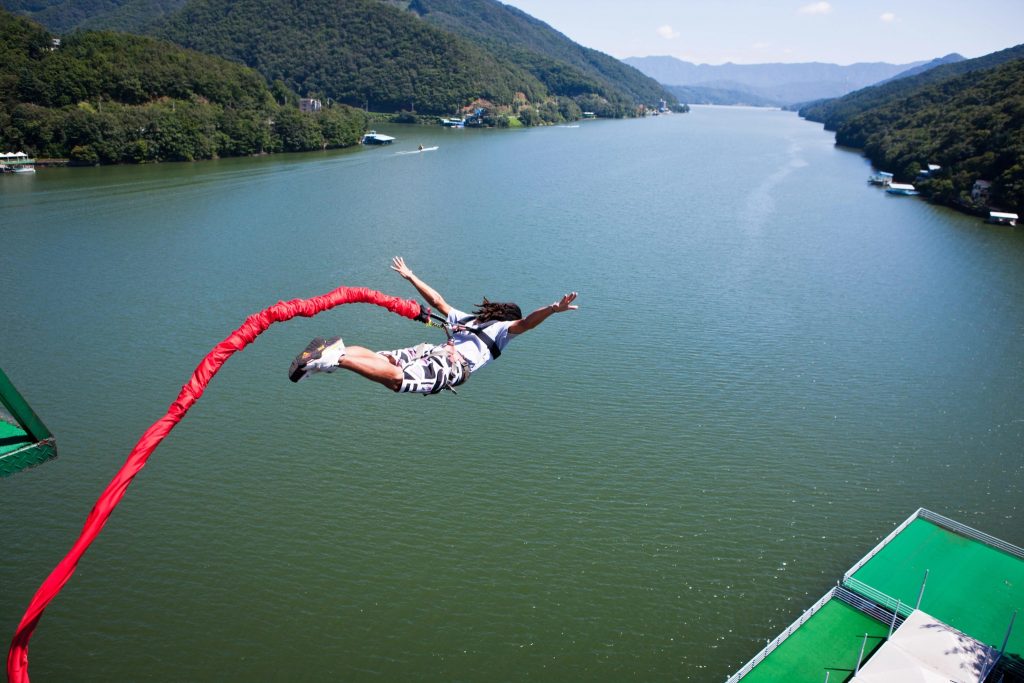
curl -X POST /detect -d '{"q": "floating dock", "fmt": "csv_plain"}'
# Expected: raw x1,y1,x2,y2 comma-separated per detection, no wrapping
728,508,1024,682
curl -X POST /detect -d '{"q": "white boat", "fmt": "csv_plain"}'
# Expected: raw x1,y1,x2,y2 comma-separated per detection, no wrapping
988,211,1018,226
868,171,893,185
1,151,36,173
440,118,464,128
886,183,918,196
362,131,395,145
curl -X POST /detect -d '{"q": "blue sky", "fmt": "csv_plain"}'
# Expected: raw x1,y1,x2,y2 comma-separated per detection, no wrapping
502,1,1024,66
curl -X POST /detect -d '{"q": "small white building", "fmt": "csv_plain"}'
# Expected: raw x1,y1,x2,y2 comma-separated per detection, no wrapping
299,98,322,113
972,179,992,203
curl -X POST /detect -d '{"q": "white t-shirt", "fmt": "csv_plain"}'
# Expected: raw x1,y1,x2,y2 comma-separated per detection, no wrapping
447,307,516,372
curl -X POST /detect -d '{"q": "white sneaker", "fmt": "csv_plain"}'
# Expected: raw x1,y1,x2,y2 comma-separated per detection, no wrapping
288,336,346,382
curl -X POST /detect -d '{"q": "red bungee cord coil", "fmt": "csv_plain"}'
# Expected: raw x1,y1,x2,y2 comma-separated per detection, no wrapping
7,286,424,683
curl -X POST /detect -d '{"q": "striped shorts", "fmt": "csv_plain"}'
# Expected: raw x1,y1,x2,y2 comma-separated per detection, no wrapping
379,343,469,394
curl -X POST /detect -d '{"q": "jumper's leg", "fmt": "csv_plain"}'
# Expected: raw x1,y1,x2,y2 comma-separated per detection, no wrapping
338,347,403,391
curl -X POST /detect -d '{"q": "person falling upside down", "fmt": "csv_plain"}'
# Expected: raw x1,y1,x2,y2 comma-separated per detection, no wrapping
289,256,579,394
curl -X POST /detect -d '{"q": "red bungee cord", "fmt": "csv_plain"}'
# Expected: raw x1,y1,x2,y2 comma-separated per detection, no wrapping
7,286,424,683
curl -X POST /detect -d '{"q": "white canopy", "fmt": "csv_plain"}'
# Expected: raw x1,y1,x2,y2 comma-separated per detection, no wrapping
852,610,997,683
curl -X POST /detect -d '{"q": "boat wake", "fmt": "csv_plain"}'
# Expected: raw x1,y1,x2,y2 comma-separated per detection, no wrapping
396,146,439,155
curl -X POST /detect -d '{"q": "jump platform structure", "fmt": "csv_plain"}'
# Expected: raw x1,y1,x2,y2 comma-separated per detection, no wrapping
0,367,57,476
728,508,1024,682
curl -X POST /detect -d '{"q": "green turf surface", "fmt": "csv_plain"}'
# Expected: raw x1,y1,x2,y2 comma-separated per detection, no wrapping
850,517,1023,659
738,598,889,683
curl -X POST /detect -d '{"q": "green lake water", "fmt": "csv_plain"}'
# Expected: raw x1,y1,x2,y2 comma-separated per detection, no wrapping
2,106,1022,681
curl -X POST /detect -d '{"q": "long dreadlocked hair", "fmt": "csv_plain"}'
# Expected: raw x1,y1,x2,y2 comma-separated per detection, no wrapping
473,298,522,323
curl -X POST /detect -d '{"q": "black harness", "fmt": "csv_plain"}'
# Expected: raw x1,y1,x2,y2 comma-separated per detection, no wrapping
453,314,502,359
412,305,504,394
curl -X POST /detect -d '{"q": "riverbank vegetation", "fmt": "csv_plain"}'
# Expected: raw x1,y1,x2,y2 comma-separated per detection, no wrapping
835,58,1024,213
7,0,678,125
800,45,1024,214
0,10,367,163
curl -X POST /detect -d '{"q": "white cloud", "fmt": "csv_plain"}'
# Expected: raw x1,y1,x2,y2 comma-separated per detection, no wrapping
752,41,772,50
798,2,831,15
880,12,896,22
656,24,680,40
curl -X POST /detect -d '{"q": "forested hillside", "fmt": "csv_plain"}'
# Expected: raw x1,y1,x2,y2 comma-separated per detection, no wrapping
3,0,672,120
154,0,550,116
0,0,182,33
834,57,1024,213
0,9,367,163
665,84,778,108
399,0,678,115
799,44,1024,131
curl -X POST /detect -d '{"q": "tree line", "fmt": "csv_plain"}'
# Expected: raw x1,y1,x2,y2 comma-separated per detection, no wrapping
0,9,367,164
833,57,1024,214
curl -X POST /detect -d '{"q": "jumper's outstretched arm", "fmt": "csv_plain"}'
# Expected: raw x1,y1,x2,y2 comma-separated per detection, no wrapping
391,256,451,316
509,291,579,335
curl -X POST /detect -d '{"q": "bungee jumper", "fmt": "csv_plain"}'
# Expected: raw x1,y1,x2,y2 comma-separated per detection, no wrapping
289,256,579,394
11,278,572,683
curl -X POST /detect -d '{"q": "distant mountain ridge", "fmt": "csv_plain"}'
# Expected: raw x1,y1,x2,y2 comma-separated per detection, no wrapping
622,56,951,106
880,53,967,84
800,44,1024,130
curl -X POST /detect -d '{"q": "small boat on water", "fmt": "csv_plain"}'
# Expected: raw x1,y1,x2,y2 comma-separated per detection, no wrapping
868,171,894,186
396,146,439,155
1,151,36,174
440,118,464,128
988,210,1018,226
362,131,395,145
886,182,919,196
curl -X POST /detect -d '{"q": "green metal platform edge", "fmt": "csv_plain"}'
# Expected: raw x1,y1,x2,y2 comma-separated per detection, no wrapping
0,367,57,477
0,436,57,477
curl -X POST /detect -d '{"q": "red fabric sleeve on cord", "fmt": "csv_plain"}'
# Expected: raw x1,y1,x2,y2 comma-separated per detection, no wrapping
7,286,423,683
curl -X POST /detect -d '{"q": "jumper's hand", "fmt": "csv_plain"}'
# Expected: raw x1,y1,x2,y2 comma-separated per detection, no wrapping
553,292,579,312
391,256,413,279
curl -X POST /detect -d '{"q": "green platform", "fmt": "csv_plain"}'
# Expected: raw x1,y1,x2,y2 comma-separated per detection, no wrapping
738,598,890,683
730,511,1024,682
849,516,1024,663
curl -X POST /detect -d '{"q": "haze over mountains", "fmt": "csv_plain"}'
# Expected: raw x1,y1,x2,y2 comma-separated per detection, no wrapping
624,54,966,107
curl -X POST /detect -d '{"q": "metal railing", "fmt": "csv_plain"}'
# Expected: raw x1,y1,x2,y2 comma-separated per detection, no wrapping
919,509,1024,559
841,577,913,618
834,584,906,628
